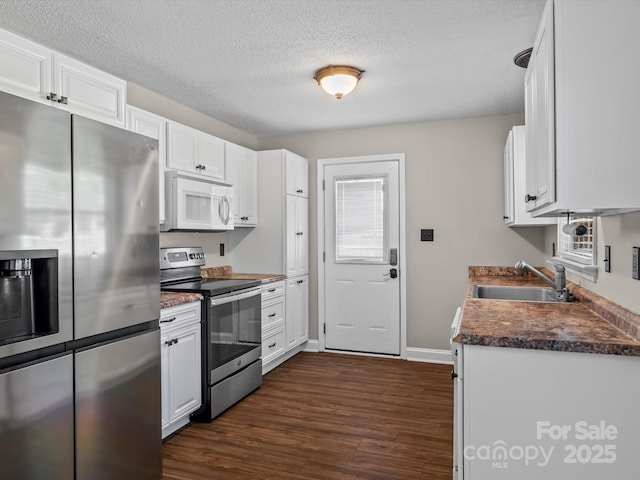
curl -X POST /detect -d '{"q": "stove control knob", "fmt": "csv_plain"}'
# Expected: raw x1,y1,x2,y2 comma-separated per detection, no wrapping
189,253,195,259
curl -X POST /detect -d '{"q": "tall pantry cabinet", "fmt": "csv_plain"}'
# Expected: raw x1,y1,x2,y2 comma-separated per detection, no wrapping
229,149,309,363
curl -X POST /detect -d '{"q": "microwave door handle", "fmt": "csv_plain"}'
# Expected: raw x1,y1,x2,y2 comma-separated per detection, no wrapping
222,196,231,225
218,196,224,224
210,287,261,306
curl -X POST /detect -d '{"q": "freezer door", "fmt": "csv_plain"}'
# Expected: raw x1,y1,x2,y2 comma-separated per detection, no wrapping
72,115,160,338
75,329,161,480
0,91,73,358
0,353,74,479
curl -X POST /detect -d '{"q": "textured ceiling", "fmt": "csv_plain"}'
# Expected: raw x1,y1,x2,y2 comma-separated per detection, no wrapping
0,0,546,137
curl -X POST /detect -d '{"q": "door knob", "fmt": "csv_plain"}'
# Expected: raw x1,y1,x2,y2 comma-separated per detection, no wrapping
383,268,398,279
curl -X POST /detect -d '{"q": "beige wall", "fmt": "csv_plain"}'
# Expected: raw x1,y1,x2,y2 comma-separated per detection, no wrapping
258,113,547,351
127,82,259,266
545,212,640,314
127,82,257,150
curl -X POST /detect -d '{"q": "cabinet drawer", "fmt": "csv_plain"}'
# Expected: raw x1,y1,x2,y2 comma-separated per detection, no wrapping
261,281,285,302
160,301,201,331
262,299,284,329
262,327,285,364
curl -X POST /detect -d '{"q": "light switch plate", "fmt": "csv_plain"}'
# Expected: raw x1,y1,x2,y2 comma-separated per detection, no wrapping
421,229,434,242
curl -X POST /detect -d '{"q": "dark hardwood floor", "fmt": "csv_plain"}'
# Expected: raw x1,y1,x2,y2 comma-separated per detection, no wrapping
162,352,453,480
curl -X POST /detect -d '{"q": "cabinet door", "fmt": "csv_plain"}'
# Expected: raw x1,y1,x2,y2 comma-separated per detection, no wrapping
0,28,51,103
160,331,172,431
525,0,555,212
52,53,126,127
226,142,257,226
296,197,309,275
503,130,514,225
126,106,167,224
168,323,202,421
198,132,226,180
285,151,308,197
285,276,309,350
286,196,308,277
167,121,198,172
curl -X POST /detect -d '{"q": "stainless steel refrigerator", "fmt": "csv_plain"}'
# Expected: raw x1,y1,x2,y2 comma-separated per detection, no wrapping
0,91,162,479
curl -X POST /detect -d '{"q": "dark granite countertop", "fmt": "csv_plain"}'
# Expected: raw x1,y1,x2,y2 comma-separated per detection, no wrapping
201,266,286,284
160,292,203,309
455,266,640,356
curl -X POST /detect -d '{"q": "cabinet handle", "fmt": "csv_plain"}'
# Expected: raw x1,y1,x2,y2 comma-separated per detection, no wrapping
46,92,58,101
267,288,276,293
57,96,68,105
160,316,176,323
297,280,303,284
241,216,248,221
268,342,276,348
503,216,509,220
268,313,276,318
296,189,303,194
172,338,179,345
525,194,537,203
164,340,173,346
296,232,303,236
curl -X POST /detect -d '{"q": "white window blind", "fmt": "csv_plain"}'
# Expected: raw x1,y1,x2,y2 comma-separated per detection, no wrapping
335,176,387,263
558,216,595,265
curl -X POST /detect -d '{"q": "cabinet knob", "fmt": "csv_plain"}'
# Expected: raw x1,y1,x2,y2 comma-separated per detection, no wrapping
296,232,303,236
46,92,58,101
241,216,248,221
503,216,509,220
57,96,68,105
525,194,538,203
451,370,458,380
297,280,303,284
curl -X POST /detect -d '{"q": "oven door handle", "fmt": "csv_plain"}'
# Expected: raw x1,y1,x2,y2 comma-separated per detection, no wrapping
209,287,261,306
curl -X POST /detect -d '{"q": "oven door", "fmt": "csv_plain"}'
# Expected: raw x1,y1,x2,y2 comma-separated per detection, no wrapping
207,287,261,384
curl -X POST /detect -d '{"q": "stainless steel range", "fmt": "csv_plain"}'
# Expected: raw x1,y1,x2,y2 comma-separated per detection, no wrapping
160,247,262,421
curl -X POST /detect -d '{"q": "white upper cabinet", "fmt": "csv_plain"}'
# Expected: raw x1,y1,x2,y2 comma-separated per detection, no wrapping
126,106,167,225
524,0,640,217
504,126,554,227
0,29,51,101
167,121,225,180
0,28,126,127
225,142,258,227
285,151,309,198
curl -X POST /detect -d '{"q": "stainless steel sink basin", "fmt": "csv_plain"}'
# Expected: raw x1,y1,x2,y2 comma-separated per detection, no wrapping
472,284,558,302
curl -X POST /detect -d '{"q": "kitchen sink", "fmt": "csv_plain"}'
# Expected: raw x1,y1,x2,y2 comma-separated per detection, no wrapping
472,284,558,302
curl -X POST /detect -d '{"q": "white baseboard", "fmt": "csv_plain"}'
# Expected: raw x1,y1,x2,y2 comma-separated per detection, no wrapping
303,339,319,352
406,347,453,365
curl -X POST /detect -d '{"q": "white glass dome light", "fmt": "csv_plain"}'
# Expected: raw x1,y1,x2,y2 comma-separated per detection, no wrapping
314,65,364,99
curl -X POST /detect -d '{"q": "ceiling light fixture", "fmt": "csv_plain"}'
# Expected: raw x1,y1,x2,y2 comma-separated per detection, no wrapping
314,65,364,99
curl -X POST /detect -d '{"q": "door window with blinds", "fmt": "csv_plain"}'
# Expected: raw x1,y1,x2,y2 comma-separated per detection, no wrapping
334,175,388,264
557,216,595,265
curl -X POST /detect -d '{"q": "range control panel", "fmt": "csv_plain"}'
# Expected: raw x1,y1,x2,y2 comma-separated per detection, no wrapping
160,247,206,270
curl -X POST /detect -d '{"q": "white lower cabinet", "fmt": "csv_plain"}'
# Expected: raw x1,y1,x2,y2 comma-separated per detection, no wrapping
160,301,202,439
285,276,309,350
261,281,287,374
457,345,640,479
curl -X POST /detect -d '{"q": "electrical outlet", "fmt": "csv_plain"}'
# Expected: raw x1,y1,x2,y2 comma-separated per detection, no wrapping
421,229,434,242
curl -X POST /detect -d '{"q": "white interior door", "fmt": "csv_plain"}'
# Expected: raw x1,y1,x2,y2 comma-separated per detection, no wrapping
324,160,400,355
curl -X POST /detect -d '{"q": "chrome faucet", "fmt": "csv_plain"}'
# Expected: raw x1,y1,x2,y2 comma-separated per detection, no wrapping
515,261,571,302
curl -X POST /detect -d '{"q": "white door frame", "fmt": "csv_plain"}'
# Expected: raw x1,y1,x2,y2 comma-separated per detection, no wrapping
317,153,407,358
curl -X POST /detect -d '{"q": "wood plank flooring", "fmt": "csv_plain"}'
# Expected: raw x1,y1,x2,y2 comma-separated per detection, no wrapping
162,352,453,480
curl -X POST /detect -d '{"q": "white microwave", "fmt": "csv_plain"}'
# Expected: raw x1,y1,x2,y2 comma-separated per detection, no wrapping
163,171,234,231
